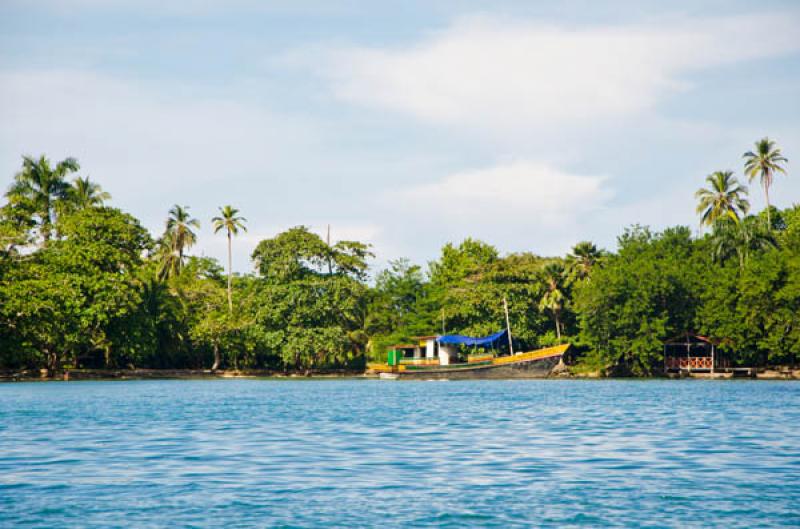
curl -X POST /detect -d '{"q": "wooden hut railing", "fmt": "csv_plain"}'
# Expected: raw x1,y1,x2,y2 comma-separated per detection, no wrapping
666,357,712,369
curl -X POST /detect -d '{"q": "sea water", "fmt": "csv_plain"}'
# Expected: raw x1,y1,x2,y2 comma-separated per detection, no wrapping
1,379,798,528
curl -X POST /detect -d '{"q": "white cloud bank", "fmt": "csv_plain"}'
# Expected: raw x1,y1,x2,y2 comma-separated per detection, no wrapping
322,13,800,131
312,11,800,258
3,10,798,270
400,161,609,225
381,161,615,257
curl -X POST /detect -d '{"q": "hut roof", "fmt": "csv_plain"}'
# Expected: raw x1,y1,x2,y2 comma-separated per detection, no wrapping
663,332,720,346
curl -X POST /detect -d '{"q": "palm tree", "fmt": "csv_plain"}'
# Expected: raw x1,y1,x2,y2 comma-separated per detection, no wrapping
695,170,750,228
156,233,182,281
743,137,788,228
158,205,199,279
69,176,111,210
712,217,776,269
212,205,247,312
566,241,602,281
539,262,566,341
5,155,79,242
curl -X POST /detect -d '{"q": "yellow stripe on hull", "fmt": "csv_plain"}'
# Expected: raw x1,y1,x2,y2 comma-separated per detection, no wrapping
490,344,570,365
367,363,406,373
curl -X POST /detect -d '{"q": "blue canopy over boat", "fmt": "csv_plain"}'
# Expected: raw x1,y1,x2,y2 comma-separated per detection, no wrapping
437,329,507,347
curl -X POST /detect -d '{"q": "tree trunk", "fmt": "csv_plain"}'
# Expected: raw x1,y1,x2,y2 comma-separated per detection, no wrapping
211,343,221,371
326,224,333,275
555,312,562,341
227,231,233,313
764,181,772,229
42,197,52,243
47,350,58,375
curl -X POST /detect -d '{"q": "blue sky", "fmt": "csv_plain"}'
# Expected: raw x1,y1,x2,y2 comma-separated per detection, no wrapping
1,1,799,274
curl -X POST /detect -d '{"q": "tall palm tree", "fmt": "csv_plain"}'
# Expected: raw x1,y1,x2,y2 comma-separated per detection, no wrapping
743,137,788,228
695,170,750,227
212,205,247,312
5,155,79,242
69,176,111,210
539,262,566,341
566,241,602,281
158,205,199,279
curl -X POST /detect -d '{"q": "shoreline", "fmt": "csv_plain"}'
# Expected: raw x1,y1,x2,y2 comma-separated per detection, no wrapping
2,367,798,382
0,368,366,383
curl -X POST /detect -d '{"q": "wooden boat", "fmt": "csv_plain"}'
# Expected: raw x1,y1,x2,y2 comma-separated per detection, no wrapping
368,298,569,380
367,344,569,380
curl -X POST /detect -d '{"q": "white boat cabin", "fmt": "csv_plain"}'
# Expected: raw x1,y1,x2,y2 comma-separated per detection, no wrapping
388,336,458,366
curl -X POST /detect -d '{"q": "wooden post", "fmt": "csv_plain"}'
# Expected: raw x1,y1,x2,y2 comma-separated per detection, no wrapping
711,343,715,374
503,297,514,355
687,339,691,373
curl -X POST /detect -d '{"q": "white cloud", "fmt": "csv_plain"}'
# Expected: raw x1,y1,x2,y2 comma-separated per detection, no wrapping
321,13,800,131
399,161,609,224
382,161,613,257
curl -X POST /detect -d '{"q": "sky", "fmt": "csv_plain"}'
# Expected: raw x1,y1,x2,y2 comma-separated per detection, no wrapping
1,0,799,275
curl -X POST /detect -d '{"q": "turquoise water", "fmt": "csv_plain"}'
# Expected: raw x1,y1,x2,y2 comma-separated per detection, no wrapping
1,380,799,528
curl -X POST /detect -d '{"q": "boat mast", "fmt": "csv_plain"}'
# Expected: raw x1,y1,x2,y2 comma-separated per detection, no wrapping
503,297,514,355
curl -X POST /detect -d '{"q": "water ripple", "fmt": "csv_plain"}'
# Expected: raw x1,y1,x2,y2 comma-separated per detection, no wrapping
1,379,799,528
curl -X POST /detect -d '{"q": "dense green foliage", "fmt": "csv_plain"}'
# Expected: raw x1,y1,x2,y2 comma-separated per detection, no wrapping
0,147,796,375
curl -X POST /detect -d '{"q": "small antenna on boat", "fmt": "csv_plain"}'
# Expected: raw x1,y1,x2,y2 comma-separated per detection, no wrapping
503,297,514,355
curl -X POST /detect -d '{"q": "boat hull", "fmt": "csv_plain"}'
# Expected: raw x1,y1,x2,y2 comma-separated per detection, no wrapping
367,344,569,380
396,356,561,380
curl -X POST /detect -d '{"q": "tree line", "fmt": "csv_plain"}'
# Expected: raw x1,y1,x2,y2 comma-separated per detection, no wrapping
0,138,796,375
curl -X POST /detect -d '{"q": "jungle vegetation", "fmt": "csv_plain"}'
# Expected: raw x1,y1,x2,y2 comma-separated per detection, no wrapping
0,139,796,376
